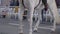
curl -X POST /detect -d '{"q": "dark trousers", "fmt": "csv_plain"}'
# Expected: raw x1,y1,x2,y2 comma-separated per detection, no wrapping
2,15,6,18
41,11,44,22
23,16,27,20
41,9,46,22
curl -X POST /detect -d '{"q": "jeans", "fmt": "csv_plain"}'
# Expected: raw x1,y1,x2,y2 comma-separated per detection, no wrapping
41,9,46,22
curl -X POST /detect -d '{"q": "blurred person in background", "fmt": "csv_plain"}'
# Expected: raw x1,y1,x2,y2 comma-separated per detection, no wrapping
41,0,48,22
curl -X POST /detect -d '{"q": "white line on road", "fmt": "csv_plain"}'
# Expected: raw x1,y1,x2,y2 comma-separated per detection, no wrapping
8,23,19,26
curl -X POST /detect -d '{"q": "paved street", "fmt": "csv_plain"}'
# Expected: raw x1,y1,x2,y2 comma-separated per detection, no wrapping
0,17,60,34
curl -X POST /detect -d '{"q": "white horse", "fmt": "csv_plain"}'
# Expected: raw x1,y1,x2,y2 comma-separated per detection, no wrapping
18,0,59,34
31,0,59,34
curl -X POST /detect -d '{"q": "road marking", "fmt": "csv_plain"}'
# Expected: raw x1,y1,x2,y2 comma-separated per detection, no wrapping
8,23,19,26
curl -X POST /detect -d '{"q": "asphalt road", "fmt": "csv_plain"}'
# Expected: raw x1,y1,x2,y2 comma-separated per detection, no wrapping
0,17,60,34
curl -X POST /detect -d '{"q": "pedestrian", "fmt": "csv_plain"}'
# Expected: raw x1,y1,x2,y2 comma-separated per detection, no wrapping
23,9,28,20
2,11,6,18
41,0,48,22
